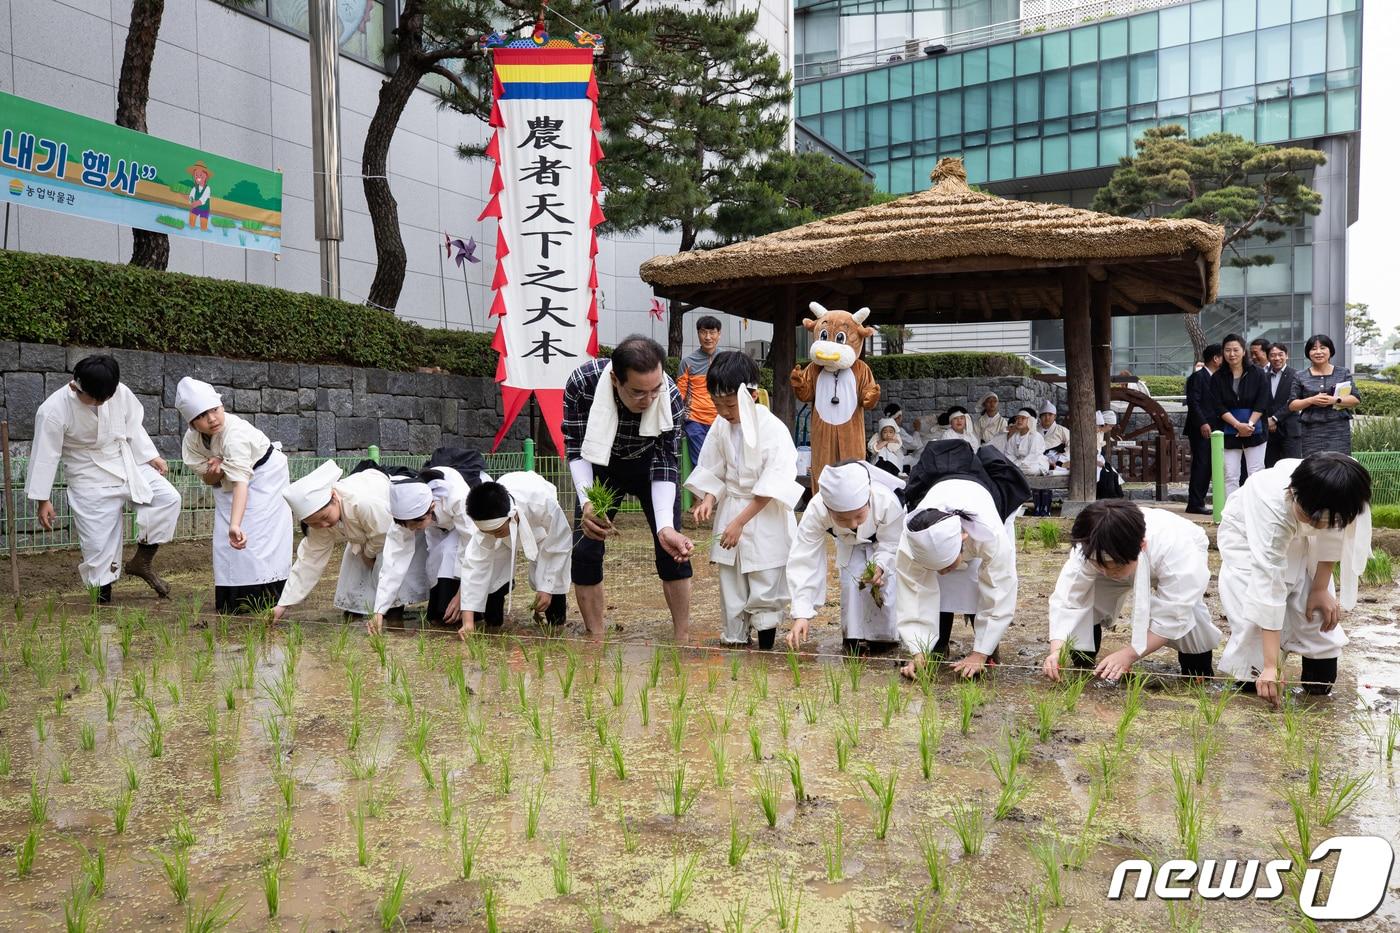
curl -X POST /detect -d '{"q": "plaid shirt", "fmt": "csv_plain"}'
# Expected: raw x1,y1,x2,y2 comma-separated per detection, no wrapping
563,358,683,486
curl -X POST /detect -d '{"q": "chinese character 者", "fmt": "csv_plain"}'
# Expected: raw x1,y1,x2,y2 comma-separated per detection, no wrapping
80,149,111,188
1,130,36,172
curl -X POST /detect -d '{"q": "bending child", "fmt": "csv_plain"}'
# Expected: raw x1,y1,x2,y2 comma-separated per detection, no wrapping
1216,453,1372,705
1042,500,1221,683
686,351,803,649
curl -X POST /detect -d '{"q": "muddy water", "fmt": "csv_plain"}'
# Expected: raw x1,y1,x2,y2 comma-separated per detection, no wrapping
1,534,1399,931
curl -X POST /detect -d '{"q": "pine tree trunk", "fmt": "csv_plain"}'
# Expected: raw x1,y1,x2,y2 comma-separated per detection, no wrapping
1185,311,1207,361
117,0,169,270
363,60,426,311
667,300,689,358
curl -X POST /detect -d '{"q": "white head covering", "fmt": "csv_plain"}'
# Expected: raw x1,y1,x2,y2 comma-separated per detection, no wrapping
389,478,433,521
904,509,964,571
1039,400,1057,416
175,377,222,425
877,417,898,432
1103,410,1118,426
980,391,998,406
284,460,343,523
819,461,873,512
1015,407,1036,423
736,383,760,452
1094,410,1105,427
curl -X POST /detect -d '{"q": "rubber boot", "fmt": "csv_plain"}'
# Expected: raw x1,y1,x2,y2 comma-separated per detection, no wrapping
756,628,777,650
96,583,112,605
124,543,170,598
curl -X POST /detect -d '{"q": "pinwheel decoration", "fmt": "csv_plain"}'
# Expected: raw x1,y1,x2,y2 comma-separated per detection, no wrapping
443,233,483,330
649,298,666,322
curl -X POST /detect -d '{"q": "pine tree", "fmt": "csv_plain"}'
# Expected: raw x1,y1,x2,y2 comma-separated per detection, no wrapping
1093,125,1326,356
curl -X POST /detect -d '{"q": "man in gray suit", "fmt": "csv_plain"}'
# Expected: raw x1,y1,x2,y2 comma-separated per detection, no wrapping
1264,343,1302,466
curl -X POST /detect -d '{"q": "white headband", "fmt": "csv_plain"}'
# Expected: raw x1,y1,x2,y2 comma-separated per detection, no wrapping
389,479,434,521
474,512,514,532
904,510,964,571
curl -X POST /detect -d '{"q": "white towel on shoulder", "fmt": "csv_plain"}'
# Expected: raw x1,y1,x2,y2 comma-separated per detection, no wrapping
580,361,675,466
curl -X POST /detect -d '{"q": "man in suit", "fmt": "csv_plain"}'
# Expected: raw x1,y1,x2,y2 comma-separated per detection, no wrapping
1184,344,1222,515
1264,342,1302,466
1249,337,1272,371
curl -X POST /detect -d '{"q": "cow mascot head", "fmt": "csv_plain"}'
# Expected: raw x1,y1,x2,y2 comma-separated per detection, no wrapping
790,301,883,489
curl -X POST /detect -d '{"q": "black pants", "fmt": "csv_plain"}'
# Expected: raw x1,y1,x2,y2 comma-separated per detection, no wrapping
1032,489,1054,516
1265,432,1303,468
215,580,286,615
1237,656,1337,696
932,611,976,656
1068,623,1214,677
448,580,567,628
1187,429,1212,510
571,453,692,587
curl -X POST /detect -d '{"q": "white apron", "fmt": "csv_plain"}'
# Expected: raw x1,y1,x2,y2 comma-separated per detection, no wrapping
214,446,292,587
838,536,898,642
335,533,430,615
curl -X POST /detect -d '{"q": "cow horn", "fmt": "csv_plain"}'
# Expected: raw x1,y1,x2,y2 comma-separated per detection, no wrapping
852,307,871,323
808,301,828,316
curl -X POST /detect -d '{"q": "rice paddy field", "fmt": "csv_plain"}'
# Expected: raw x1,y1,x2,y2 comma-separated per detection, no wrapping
2,514,1399,931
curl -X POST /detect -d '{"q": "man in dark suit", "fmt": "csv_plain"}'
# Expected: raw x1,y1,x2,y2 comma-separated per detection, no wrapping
1185,344,1223,515
1264,342,1302,466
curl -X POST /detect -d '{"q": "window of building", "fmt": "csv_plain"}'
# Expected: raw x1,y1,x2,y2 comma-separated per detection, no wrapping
964,85,989,132
1070,26,1098,65
249,0,389,67
1100,58,1128,110
989,43,1014,81
1129,53,1157,105
1192,0,1222,41
1293,0,1328,21
1159,45,1190,99
1016,37,1041,75
1224,0,1257,35
1326,87,1357,133
1291,93,1326,137
1328,12,1360,71
1255,24,1291,83
1159,5,1191,46
1223,33,1256,88
1043,31,1070,70
1291,18,1326,76
1258,0,1291,29
1043,135,1069,173
1191,39,1222,94
1071,64,1098,114
1100,19,1128,59
1128,12,1158,54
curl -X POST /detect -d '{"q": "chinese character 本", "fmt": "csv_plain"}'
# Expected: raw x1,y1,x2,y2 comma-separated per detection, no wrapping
522,331,578,365
516,116,570,151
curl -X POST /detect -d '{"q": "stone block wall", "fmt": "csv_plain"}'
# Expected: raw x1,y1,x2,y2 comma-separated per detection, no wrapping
0,341,531,459
865,376,1070,437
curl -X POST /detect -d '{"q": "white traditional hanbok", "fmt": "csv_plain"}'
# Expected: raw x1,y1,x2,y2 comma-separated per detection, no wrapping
995,428,1049,475
459,471,572,617
179,390,291,613
1048,506,1222,660
894,479,1017,657
788,466,904,643
685,390,804,644
372,466,487,618
973,394,1007,445
1217,460,1371,681
27,383,180,588
938,424,980,451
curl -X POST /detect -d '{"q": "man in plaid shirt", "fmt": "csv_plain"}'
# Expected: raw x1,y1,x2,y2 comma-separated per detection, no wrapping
564,335,695,638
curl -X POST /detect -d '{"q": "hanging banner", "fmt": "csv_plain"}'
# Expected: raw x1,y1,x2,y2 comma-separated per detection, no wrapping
479,29,605,456
0,90,283,252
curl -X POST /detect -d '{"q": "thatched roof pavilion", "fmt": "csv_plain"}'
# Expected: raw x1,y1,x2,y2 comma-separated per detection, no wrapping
640,158,1225,503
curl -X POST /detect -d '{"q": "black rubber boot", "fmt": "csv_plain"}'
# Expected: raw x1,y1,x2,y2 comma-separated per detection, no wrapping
1177,650,1215,678
96,583,112,605
757,628,777,650
124,543,170,598
1300,656,1338,695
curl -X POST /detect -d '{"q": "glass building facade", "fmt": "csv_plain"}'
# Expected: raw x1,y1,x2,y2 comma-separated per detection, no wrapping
795,0,1363,374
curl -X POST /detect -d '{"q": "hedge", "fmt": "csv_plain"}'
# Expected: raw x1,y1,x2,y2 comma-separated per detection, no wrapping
863,351,1034,380
1140,375,1185,396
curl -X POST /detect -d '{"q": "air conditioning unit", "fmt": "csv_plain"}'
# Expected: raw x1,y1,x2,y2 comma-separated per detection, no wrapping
923,43,948,56
904,39,922,57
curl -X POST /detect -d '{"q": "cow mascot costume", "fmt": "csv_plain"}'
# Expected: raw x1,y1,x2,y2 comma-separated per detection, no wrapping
791,302,882,489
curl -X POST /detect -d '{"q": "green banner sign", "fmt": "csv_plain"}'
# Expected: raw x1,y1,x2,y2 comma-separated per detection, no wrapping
0,90,283,252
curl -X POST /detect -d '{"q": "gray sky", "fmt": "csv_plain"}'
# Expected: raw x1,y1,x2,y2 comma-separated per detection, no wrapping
1347,3,1392,334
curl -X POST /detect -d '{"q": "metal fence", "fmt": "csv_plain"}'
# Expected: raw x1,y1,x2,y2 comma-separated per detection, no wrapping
0,446,649,553
1353,452,1400,507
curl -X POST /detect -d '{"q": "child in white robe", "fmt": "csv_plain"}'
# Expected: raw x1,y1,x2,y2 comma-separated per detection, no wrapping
871,419,905,475
177,377,291,614
974,392,1007,445
1216,453,1372,704
1041,501,1221,683
272,461,411,628
787,460,905,653
995,407,1048,475
26,354,180,602
458,472,573,633
895,475,1017,679
937,406,980,450
686,351,804,648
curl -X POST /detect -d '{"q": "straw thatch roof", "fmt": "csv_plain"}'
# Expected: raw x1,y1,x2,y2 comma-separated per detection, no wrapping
639,158,1224,325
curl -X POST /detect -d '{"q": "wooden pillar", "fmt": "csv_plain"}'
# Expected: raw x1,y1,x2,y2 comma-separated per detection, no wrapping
769,285,799,427
1090,279,1112,412
1061,266,1096,503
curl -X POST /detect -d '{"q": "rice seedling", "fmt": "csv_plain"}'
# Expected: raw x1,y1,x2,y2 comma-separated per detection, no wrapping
606,731,628,781
368,632,389,670
882,679,909,727
141,705,164,758
751,665,769,701
525,779,546,839
1284,786,1312,856
437,759,454,826
353,806,370,868
1029,832,1066,906
748,722,763,762
154,846,191,903
779,749,807,804
637,683,651,727
1035,519,1060,548
823,810,846,881
97,681,117,723
112,788,134,834
1195,683,1233,726
458,813,483,878
915,823,948,891
1320,771,1372,826
1093,743,1123,799
124,759,139,792
261,859,280,918
582,685,597,721
483,884,500,933
944,799,986,855
728,813,752,866
767,864,802,931
587,751,600,807
606,661,626,709
131,669,147,701
584,480,619,524
377,865,409,931
276,768,296,810
29,773,51,824
799,688,821,725
756,767,781,828
172,816,196,849
708,735,730,788
658,851,700,916
79,843,106,897
647,646,664,689
918,704,943,780
1061,672,1088,713
35,710,48,742
0,744,8,777
1069,785,1102,870
837,705,862,749
210,741,224,801
1033,695,1060,743
58,756,73,784
834,733,851,773
495,743,514,795
16,825,39,876
551,837,574,895
618,803,639,853
668,698,689,753
1385,713,1400,764
165,679,181,706
1363,547,1395,586
1190,720,1219,786
993,772,1030,821
785,645,802,687
858,766,898,840
1172,756,1205,861
275,811,292,860
53,688,67,717
722,893,756,933
557,644,579,698
183,888,241,933
954,679,985,735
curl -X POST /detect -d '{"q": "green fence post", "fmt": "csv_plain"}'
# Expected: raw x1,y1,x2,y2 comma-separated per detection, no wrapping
680,436,693,511
1210,430,1226,523
523,438,535,473
368,445,380,464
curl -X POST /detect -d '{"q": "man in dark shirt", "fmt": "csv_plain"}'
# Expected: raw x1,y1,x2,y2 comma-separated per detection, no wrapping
563,335,695,639
1264,343,1302,466
1184,344,1222,514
